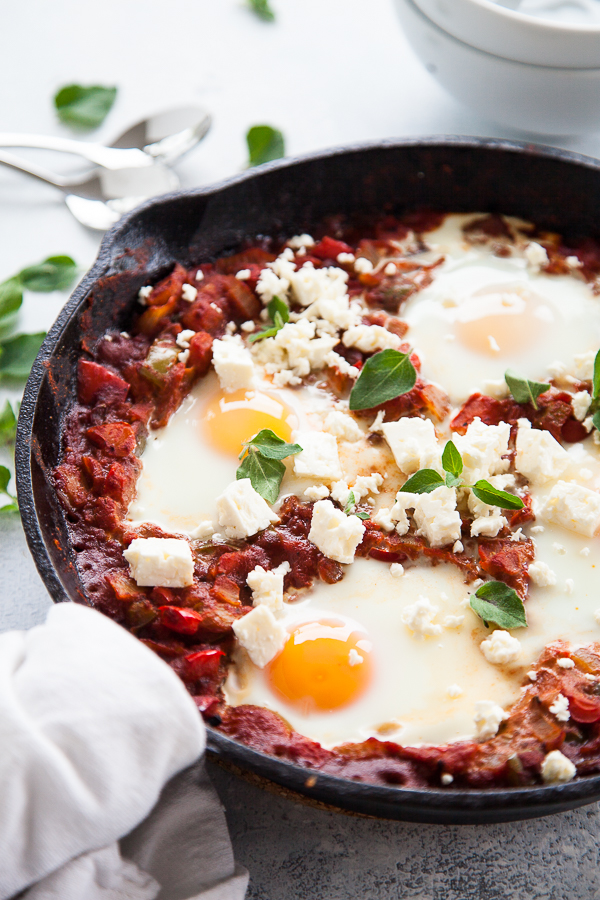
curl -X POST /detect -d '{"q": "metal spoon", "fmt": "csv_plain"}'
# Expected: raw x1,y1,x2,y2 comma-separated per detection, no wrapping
0,149,179,230
0,105,211,171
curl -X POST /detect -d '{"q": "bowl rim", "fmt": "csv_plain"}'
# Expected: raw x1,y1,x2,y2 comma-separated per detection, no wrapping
16,134,600,823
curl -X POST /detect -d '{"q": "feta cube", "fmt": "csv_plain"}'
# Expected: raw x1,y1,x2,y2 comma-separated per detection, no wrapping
232,605,287,668
247,562,291,612
412,486,462,547
323,410,363,442
541,750,576,784
216,479,279,540
382,417,442,476
480,630,522,666
540,480,600,537
453,418,510,482
473,700,508,740
515,419,569,485
212,335,255,393
528,560,557,587
292,431,342,482
124,537,194,588
308,499,366,564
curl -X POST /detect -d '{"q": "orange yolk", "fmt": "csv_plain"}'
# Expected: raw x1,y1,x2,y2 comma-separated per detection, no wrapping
203,388,297,457
454,283,554,356
267,619,373,713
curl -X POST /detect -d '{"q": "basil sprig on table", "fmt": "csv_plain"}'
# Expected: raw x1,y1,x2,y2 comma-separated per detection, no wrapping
399,440,524,510
248,296,289,343
504,369,550,410
237,429,302,503
470,580,527,629
246,125,285,167
248,0,275,21
349,348,417,411
54,84,117,130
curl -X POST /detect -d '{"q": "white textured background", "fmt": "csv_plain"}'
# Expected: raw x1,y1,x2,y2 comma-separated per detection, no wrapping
1,0,600,896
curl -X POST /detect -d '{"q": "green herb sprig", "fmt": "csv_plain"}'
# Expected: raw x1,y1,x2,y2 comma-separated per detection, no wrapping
54,84,117,130
246,125,285,167
248,0,275,20
237,428,302,503
349,348,417,411
470,580,527,629
248,296,289,343
504,369,550,410
399,440,524,511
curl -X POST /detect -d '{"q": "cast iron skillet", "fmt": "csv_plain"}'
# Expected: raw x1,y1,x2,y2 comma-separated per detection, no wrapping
15,137,600,824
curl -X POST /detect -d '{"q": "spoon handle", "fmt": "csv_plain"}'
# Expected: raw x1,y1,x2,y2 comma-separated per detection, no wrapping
0,134,150,170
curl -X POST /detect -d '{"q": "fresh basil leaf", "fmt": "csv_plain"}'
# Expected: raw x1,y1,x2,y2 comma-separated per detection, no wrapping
0,464,10,494
349,349,417,411
236,449,285,504
470,581,527,629
344,491,356,514
248,0,275,20
505,369,550,410
18,255,77,292
593,349,600,401
0,400,18,446
593,410,600,433
399,469,444,494
242,428,302,460
471,480,524,510
355,510,370,520
268,295,289,324
442,440,462,478
0,332,45,379
0,279,23,321
246,125,285,167
54,84,117,130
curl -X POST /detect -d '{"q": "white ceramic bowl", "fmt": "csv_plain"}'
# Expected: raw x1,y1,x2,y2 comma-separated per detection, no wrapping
412,0,600,66
394,0,600,135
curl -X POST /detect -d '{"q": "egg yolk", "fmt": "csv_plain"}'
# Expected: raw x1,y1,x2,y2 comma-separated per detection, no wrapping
454,283,554,356
267,619,373,713
203,388,297,456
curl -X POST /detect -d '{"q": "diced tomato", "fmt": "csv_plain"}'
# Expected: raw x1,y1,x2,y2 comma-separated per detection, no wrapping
78,359,129,406
158,605,204,635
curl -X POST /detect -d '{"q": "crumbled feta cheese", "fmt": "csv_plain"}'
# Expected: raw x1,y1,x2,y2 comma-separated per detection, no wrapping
447,683,463,698
444,615,465,628
212,335,255,393
515,419,570,485
541,480,600,537
232,605,287,668
441,773,454,785
138,285,153,304
384,262,397,276
235,269,251,280
453,540,464,553
565,578,575,595
304,484,330,502
181,283,198,303
354,257,374,274
323,410,363,442
581,546,591,557
412,486,462,548
573,350,596,382
549,693,570,722
337,252,355,265
557,657,575,669
241,320,256,333
292,430,342,482
216,479,279,540
480,630,522,666
572,390,592,421
528,560,557,587
176,329,196,349
124,537,194,588
348,648,363,666
401,595,442,637
473,700,507,739
382,417,442,476
453,418,511,483
287,234,315,249
195,270,204,281
308,499,366,564
524,241,549,271
189,520,214,539
247,561,291,612
541,750,576,784
342,324,401,353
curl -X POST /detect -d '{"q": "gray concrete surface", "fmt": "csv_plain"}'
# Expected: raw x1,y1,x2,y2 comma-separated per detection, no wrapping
3,514,600,899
